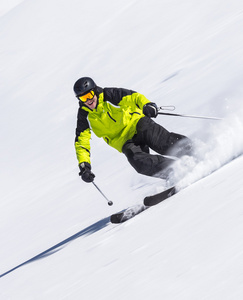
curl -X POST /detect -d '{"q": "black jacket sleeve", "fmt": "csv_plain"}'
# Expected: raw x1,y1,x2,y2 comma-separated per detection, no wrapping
103,87,137,106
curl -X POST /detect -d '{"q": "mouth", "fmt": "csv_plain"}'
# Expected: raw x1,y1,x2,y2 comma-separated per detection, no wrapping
87,99,94,106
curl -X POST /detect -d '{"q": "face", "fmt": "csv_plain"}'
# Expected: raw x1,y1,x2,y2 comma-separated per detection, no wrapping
84,94,98,110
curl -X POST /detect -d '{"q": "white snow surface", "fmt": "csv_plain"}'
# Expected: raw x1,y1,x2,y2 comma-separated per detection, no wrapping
1,0,243,299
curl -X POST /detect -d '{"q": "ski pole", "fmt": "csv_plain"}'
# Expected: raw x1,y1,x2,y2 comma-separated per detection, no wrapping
158,111,222,120
92,182,113,206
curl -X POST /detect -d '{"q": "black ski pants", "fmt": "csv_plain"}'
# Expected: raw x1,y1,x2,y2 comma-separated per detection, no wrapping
122,116,191,178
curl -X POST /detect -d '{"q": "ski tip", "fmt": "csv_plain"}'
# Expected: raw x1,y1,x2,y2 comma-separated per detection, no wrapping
144,186,176,206
110,213,123,224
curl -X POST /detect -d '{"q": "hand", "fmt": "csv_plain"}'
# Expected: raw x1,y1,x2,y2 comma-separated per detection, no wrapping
143,102,158,118
79,162,95,183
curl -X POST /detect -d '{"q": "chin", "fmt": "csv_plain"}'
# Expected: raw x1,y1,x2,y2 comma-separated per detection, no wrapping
91,101,97,109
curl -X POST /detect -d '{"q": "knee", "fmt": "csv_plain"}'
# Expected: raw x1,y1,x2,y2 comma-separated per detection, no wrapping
168,132,187,144
122,141,134,159
122,142,150,175
166,133,193,157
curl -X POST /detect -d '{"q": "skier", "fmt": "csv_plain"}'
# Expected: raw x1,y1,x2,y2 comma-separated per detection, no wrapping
74,77,192,183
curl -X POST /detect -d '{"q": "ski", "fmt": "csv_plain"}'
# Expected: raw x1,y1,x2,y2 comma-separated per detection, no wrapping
110,204,147,224
110,186,176,224
144,186,176,206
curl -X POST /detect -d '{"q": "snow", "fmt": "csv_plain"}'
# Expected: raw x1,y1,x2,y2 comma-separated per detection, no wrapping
1,0,243,299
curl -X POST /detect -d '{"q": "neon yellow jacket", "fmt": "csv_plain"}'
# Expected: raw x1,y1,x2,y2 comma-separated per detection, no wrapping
75,87,150,165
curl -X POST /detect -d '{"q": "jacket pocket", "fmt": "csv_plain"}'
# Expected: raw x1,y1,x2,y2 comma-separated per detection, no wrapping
129,112,141,116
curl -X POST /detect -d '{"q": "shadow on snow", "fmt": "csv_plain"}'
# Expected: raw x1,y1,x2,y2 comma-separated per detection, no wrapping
0,217,110,278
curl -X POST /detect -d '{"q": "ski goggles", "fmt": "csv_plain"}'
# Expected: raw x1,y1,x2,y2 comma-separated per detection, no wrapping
77,90,95,103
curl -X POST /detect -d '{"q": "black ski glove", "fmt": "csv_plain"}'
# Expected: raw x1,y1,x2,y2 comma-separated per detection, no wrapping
79,162,95,183
143,102,158,118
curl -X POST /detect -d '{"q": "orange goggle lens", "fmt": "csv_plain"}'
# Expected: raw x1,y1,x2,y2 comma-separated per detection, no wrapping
78,90,95,102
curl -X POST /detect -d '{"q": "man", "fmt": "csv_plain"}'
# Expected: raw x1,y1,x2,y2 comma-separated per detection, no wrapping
74,77,192,183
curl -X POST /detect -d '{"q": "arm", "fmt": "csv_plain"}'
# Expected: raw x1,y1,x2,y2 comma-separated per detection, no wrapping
75,108,95,183
75,108,91,165
103,87,150,109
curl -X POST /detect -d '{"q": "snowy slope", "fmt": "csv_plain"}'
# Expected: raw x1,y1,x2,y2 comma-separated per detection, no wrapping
1,0,243,299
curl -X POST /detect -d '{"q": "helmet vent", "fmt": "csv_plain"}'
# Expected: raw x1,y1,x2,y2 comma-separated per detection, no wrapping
73,77,96,97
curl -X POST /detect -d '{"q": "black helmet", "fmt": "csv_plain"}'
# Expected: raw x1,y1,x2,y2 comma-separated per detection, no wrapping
73,77,97,97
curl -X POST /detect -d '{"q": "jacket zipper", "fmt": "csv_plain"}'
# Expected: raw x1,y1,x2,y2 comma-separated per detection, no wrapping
107,112,116,122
